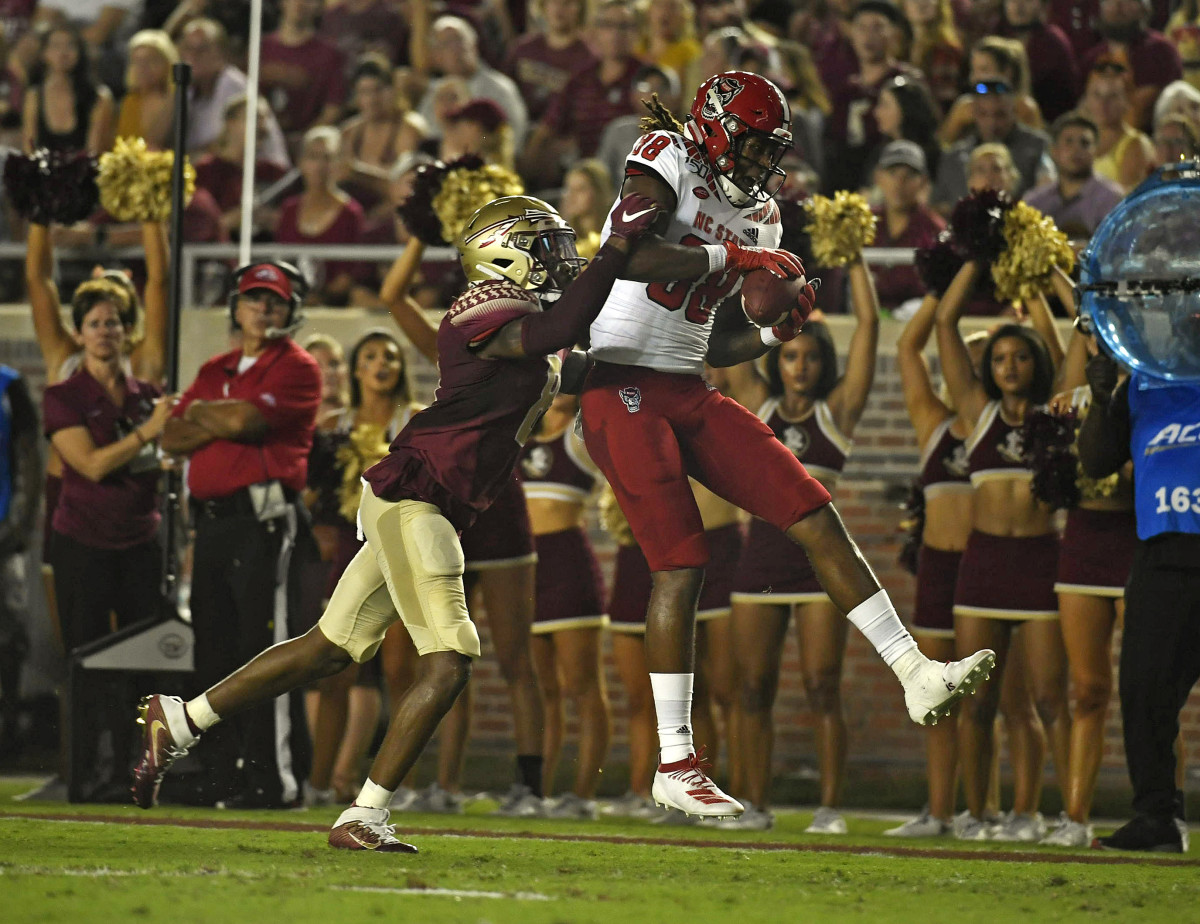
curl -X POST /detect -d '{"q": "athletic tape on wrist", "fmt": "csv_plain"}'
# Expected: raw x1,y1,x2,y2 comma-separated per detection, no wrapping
703,243,727,275
760,326,782,347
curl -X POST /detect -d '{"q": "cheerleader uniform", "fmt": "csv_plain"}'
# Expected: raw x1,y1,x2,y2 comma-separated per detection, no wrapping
953,401,1059,621
519,425,607,634
1053,387,1137,598
461,472,537,570
730,399,850,605
912,418,972,638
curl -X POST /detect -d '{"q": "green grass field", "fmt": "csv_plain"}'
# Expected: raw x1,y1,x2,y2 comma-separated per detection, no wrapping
1,778,1195,924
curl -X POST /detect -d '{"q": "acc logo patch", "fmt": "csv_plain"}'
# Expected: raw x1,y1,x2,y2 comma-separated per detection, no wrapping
619,386,642,413
693,187,710,199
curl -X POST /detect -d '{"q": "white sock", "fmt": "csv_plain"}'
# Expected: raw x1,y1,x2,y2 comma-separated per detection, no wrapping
185,693,220,732
650,672,694,764
355,777,394,810
846,589,920,676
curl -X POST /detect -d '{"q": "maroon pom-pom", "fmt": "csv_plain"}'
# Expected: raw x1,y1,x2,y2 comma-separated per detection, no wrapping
915,230,964,296
4,149,99,226
948,188,1013,262
396,153,485,247
897,479,925,576
1022,407,1081,510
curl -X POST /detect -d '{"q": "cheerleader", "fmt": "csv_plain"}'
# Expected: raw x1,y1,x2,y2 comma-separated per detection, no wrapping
520,393,610,818
720,256,881,832
935,259,1068,841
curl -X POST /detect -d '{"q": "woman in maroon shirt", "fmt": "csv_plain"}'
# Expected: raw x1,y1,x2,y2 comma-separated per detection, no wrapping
274,125,368,306
41,279,176,653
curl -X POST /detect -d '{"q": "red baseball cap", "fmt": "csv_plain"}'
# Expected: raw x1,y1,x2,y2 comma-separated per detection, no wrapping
238,263,293,302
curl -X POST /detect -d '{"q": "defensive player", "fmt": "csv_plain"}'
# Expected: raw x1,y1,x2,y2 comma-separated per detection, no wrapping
131,193,661,851
580,71,996,817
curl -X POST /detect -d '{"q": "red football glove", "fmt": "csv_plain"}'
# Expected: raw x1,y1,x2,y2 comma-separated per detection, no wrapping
770,281,818,342
608,193,662,240
723,240,805,278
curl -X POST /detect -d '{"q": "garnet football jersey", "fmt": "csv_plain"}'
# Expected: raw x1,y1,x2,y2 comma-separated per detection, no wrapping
588,129,783,375
364,281,562,530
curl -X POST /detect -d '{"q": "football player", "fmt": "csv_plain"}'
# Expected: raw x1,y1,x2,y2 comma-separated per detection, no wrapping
131,193,661,851
579,70,997,817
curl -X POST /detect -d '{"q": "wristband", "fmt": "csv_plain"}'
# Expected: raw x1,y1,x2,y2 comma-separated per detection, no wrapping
760,327,782,347
702,243,727,275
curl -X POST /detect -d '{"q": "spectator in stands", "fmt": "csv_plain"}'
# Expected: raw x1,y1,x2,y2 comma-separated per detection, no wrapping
637,0,702,92
275,126,367,307
505,0,597,125
939,36,1045,146
1080,62,1155,190
1151,111,1200,165
417,16,528,147
1082,0,1182,129
871,74,942,179
321,0,410,75
260,0,348,137
337,54,425,219
933,80,1054,211
823,0,921,195
1049,0,1104,60
194,95,292,241
869,140,947,313
1002,0,1081,121
1151,79,1200,132
21,24,114,154
438,97,515,170
35,0,134,95
1024,111,1123,240
559,159,614,260
179,18,290,167
521,0,644,186
773,41,833,179
594,63,681,190
903,0,965,112
791,0,859,102
115,29,176,150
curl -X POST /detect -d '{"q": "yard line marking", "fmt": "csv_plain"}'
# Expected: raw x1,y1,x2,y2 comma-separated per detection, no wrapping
332,886,552,900
1,812,1197,868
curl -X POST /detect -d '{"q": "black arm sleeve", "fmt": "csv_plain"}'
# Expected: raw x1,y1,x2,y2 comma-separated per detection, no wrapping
560,350,594,395
519,242,628,357
1078,378,1132,478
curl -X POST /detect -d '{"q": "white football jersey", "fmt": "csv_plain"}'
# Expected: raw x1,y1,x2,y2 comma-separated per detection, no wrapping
588,129,783,375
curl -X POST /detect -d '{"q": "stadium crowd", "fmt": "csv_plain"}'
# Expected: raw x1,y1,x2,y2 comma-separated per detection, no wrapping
2,0,1199,855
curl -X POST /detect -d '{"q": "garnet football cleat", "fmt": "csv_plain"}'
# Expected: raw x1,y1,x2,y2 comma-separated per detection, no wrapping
651,748,744,818
131,694,198,809
328,806,418,852
902,649,996,726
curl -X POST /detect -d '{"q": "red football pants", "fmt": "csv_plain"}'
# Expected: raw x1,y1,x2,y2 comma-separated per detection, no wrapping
580,362,831,572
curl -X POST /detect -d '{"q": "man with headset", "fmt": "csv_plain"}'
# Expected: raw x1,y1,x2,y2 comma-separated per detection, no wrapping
162,261,322,808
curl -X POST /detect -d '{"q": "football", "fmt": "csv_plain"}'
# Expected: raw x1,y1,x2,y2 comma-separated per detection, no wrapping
740,268,807,328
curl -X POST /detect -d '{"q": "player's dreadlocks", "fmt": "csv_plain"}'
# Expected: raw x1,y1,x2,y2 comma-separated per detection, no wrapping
638,94,685,135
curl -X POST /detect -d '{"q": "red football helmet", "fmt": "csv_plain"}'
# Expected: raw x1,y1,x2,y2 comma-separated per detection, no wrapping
686,71,792,208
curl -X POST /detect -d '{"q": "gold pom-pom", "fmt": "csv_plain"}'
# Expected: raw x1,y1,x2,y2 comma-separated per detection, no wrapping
991,201,1075,303
433,163,524,246
98,137,195,222
598,485,637,548
335,423,392,523
804,191,877,267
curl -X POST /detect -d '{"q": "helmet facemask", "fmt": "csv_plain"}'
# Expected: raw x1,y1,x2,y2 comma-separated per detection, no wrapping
526,228,586,293
722,119,790,206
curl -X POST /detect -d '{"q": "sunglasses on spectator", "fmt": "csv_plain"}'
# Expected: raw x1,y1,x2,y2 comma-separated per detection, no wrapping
971,80,1012,95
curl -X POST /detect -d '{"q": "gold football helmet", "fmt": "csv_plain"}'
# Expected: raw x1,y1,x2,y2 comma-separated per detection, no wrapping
457,195,585,292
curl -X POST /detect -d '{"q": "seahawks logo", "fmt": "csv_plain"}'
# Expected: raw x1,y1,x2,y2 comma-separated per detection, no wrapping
700,75,744,120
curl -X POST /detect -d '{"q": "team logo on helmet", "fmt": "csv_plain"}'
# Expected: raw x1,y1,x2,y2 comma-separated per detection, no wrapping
464,208,559,250
619,386,642,414
701,75,744,120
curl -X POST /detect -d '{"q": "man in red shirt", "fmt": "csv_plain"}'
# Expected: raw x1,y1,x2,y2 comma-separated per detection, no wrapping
1081,0,1182,128
159,262,321,808
260,0,347,136
503,0,597,124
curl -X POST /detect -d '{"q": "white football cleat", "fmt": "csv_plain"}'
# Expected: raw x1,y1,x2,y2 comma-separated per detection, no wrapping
903,649,995,726
651,750,743,818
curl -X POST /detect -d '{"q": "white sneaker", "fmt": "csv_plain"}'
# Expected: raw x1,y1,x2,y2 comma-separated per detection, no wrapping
494,783,548,817
651,751,743,818
651,807,701,826
902,650,996,725
884,808,951,837
328,805,417,852
1040,819,1093,846
405,782,463,814
701,802,775,830
546,792,598,819
302,781,336,807
1176,818,1191,853
805,806,848,834
390,786,418,812
990,811,1047,842
603,791,659,818
954,813,992,841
